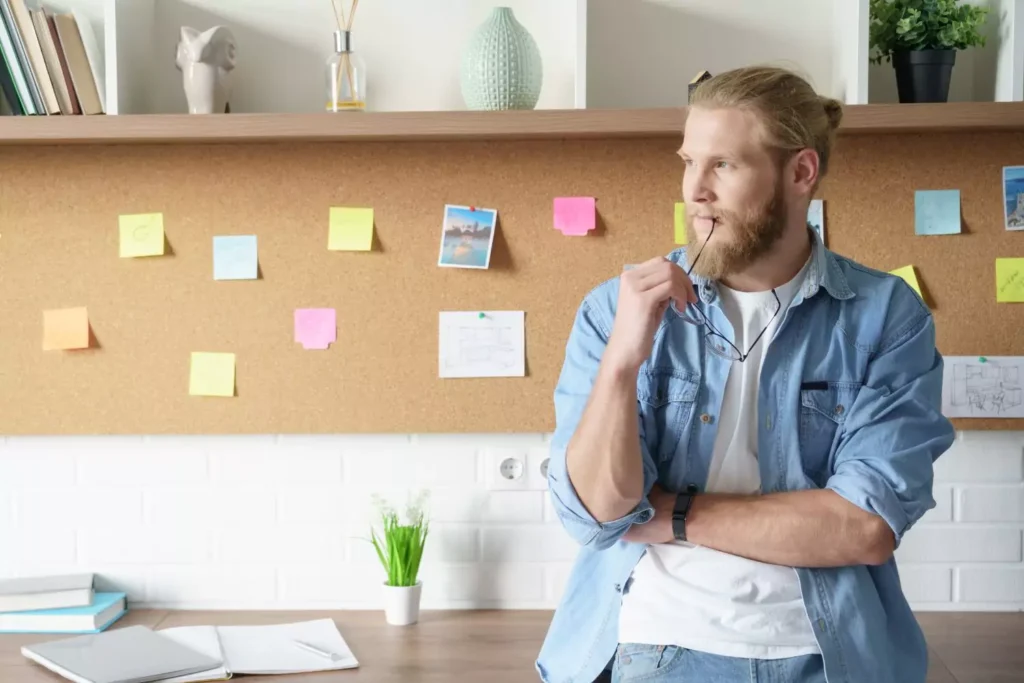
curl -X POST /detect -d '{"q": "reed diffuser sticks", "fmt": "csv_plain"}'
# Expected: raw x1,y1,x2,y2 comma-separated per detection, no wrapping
330,0,360,105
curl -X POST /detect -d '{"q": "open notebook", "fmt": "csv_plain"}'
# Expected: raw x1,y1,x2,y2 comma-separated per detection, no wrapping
154,618,359,681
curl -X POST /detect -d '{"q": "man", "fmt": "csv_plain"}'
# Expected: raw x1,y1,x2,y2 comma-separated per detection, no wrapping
536,65,955,683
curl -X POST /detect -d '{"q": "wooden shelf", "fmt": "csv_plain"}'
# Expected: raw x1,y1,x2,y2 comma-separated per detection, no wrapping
4,102,1024,146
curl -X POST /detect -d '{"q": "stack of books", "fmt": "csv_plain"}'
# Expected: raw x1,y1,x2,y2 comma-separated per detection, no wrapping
0,572,127,634
0,0,105,116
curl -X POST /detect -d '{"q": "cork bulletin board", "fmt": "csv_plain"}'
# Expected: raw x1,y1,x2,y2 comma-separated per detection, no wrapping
0,129,1022,434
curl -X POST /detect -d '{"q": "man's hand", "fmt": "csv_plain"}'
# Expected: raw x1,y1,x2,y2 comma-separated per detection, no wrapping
622,484,676,545
605,258,697,375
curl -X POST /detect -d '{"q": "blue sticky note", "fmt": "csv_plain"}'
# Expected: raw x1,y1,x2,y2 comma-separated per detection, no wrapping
213,235,258,280
914,190,961,235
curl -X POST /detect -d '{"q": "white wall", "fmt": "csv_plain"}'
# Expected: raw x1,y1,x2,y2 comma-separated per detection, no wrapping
585,0,835,108
1,432,1022,610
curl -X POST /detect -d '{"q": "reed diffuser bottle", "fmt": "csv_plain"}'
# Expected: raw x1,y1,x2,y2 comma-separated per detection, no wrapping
326,0,365,111
326,30,365,111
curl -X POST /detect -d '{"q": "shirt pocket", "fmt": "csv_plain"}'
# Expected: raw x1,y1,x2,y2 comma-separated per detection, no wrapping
637,370,699,463
799,381,861,485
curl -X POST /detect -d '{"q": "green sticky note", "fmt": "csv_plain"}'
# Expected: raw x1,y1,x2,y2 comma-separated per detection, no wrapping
189,352,235,397
995,258,1024,302
119,213,165,257
674,202,687,245
328,207,374,251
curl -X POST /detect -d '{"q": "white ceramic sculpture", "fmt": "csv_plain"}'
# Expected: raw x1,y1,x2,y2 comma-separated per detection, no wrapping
175,26,237,114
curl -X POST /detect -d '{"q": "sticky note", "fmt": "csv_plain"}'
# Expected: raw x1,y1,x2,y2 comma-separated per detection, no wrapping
995,258,1024,302
213,235,258,280
43,307,89,350
553,197,596,236
294,308,337,350
807,199,825,244
328,207,374,251
914,190,961,235
188,352,235,397
890,265,923,298
119,213,165,257
674,202,687,245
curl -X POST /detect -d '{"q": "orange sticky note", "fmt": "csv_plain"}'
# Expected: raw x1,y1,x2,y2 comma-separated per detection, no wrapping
43,307,89,350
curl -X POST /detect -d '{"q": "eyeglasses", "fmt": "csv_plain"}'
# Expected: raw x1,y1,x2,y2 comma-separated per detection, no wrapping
675,218,781,362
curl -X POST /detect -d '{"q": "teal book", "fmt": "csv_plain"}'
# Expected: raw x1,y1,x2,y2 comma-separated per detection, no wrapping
0,591,126,634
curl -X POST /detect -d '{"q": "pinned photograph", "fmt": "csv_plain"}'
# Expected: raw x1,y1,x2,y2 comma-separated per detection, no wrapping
807,199,825,244
1003,166,1024,231
438,204,497,269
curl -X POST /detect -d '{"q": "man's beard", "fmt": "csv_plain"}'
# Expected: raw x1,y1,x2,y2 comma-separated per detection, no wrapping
685,181,787,281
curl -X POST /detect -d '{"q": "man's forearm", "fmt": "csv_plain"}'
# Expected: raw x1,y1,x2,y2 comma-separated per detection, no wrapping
626,488,895,568
565,361,644,523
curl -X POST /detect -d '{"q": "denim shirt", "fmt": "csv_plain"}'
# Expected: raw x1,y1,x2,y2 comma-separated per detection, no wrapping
536,232,956,683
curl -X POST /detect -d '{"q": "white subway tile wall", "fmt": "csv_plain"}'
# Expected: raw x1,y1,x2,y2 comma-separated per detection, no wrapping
0,432,1021,611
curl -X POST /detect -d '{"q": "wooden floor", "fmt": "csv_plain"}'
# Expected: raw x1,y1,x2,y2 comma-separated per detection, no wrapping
0,610,1020,682
918,613,1024,683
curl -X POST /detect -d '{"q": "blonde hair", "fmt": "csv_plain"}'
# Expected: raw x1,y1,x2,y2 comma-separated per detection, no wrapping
689,66,843,187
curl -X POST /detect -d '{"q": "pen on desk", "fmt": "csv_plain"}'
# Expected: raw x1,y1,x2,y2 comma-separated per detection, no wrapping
292,639,341,662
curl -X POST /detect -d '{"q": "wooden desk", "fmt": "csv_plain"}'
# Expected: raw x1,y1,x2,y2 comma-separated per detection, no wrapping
2,610,1022,682
0,609,549,683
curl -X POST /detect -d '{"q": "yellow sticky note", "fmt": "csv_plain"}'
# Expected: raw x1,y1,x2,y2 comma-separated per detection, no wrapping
995,258,1024,302
119,213,165,257
674,202,687,245
328,207,374,251
189,352,236,397
43,307,89,350
890,265,922,298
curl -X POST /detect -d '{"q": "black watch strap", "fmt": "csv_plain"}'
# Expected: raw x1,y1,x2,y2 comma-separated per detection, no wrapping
672,486,698,542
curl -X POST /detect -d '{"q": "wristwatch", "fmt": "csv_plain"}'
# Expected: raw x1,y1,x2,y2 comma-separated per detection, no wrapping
672,485,698,542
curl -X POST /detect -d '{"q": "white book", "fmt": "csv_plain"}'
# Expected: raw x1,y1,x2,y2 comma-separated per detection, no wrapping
154,618,359,681
0,573,94,613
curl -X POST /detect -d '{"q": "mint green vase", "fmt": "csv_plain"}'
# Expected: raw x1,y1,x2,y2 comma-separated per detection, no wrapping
461,7,543,110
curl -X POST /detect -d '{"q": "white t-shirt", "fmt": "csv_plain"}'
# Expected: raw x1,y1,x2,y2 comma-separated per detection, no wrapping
618,256,820,660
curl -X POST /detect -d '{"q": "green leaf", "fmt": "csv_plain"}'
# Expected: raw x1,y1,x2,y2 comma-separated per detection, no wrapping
870,0,988,62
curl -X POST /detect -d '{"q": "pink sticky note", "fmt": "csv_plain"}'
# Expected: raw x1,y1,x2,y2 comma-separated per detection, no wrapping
294,308,337,350
554,197,596,236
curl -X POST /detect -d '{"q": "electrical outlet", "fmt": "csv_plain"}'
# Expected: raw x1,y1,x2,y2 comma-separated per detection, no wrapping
484,449,528,490
526,447,550,490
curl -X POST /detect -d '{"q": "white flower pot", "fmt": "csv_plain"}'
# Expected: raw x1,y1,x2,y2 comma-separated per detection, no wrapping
382,581,422,626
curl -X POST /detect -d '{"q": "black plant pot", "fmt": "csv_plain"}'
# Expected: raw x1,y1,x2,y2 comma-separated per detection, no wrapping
892,49,956,103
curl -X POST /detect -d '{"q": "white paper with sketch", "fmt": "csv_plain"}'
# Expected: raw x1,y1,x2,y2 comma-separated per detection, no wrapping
154,618,358,680
942,355,1024,418
439,311,525,378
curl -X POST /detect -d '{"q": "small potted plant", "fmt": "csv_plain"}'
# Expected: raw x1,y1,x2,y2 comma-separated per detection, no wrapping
370,491,429,626
869,0,989,103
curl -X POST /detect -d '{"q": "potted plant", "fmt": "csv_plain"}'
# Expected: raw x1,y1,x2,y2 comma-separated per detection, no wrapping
869,0,989,103
369,491,429,626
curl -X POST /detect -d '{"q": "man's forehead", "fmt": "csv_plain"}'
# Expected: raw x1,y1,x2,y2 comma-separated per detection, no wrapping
681,107,766,156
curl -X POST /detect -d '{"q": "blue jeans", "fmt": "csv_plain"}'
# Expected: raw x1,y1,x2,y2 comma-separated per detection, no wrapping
611,644,827,683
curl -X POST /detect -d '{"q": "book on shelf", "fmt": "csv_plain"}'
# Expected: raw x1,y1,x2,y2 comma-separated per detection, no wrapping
0,572,94,613
0,591,127,634
0,0,104,115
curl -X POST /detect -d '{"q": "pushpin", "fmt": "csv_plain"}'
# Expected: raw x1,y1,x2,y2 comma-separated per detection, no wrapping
478,312,486,319
980,356,987,363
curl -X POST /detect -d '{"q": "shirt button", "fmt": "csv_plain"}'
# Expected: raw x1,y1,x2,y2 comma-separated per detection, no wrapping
834,404,845,415
700,413,713,424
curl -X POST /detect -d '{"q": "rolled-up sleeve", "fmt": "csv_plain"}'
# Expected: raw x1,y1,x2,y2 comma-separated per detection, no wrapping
826,302,956,548
546,292,656,550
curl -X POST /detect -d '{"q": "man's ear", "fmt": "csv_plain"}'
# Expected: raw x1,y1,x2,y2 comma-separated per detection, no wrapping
788,148,820,197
